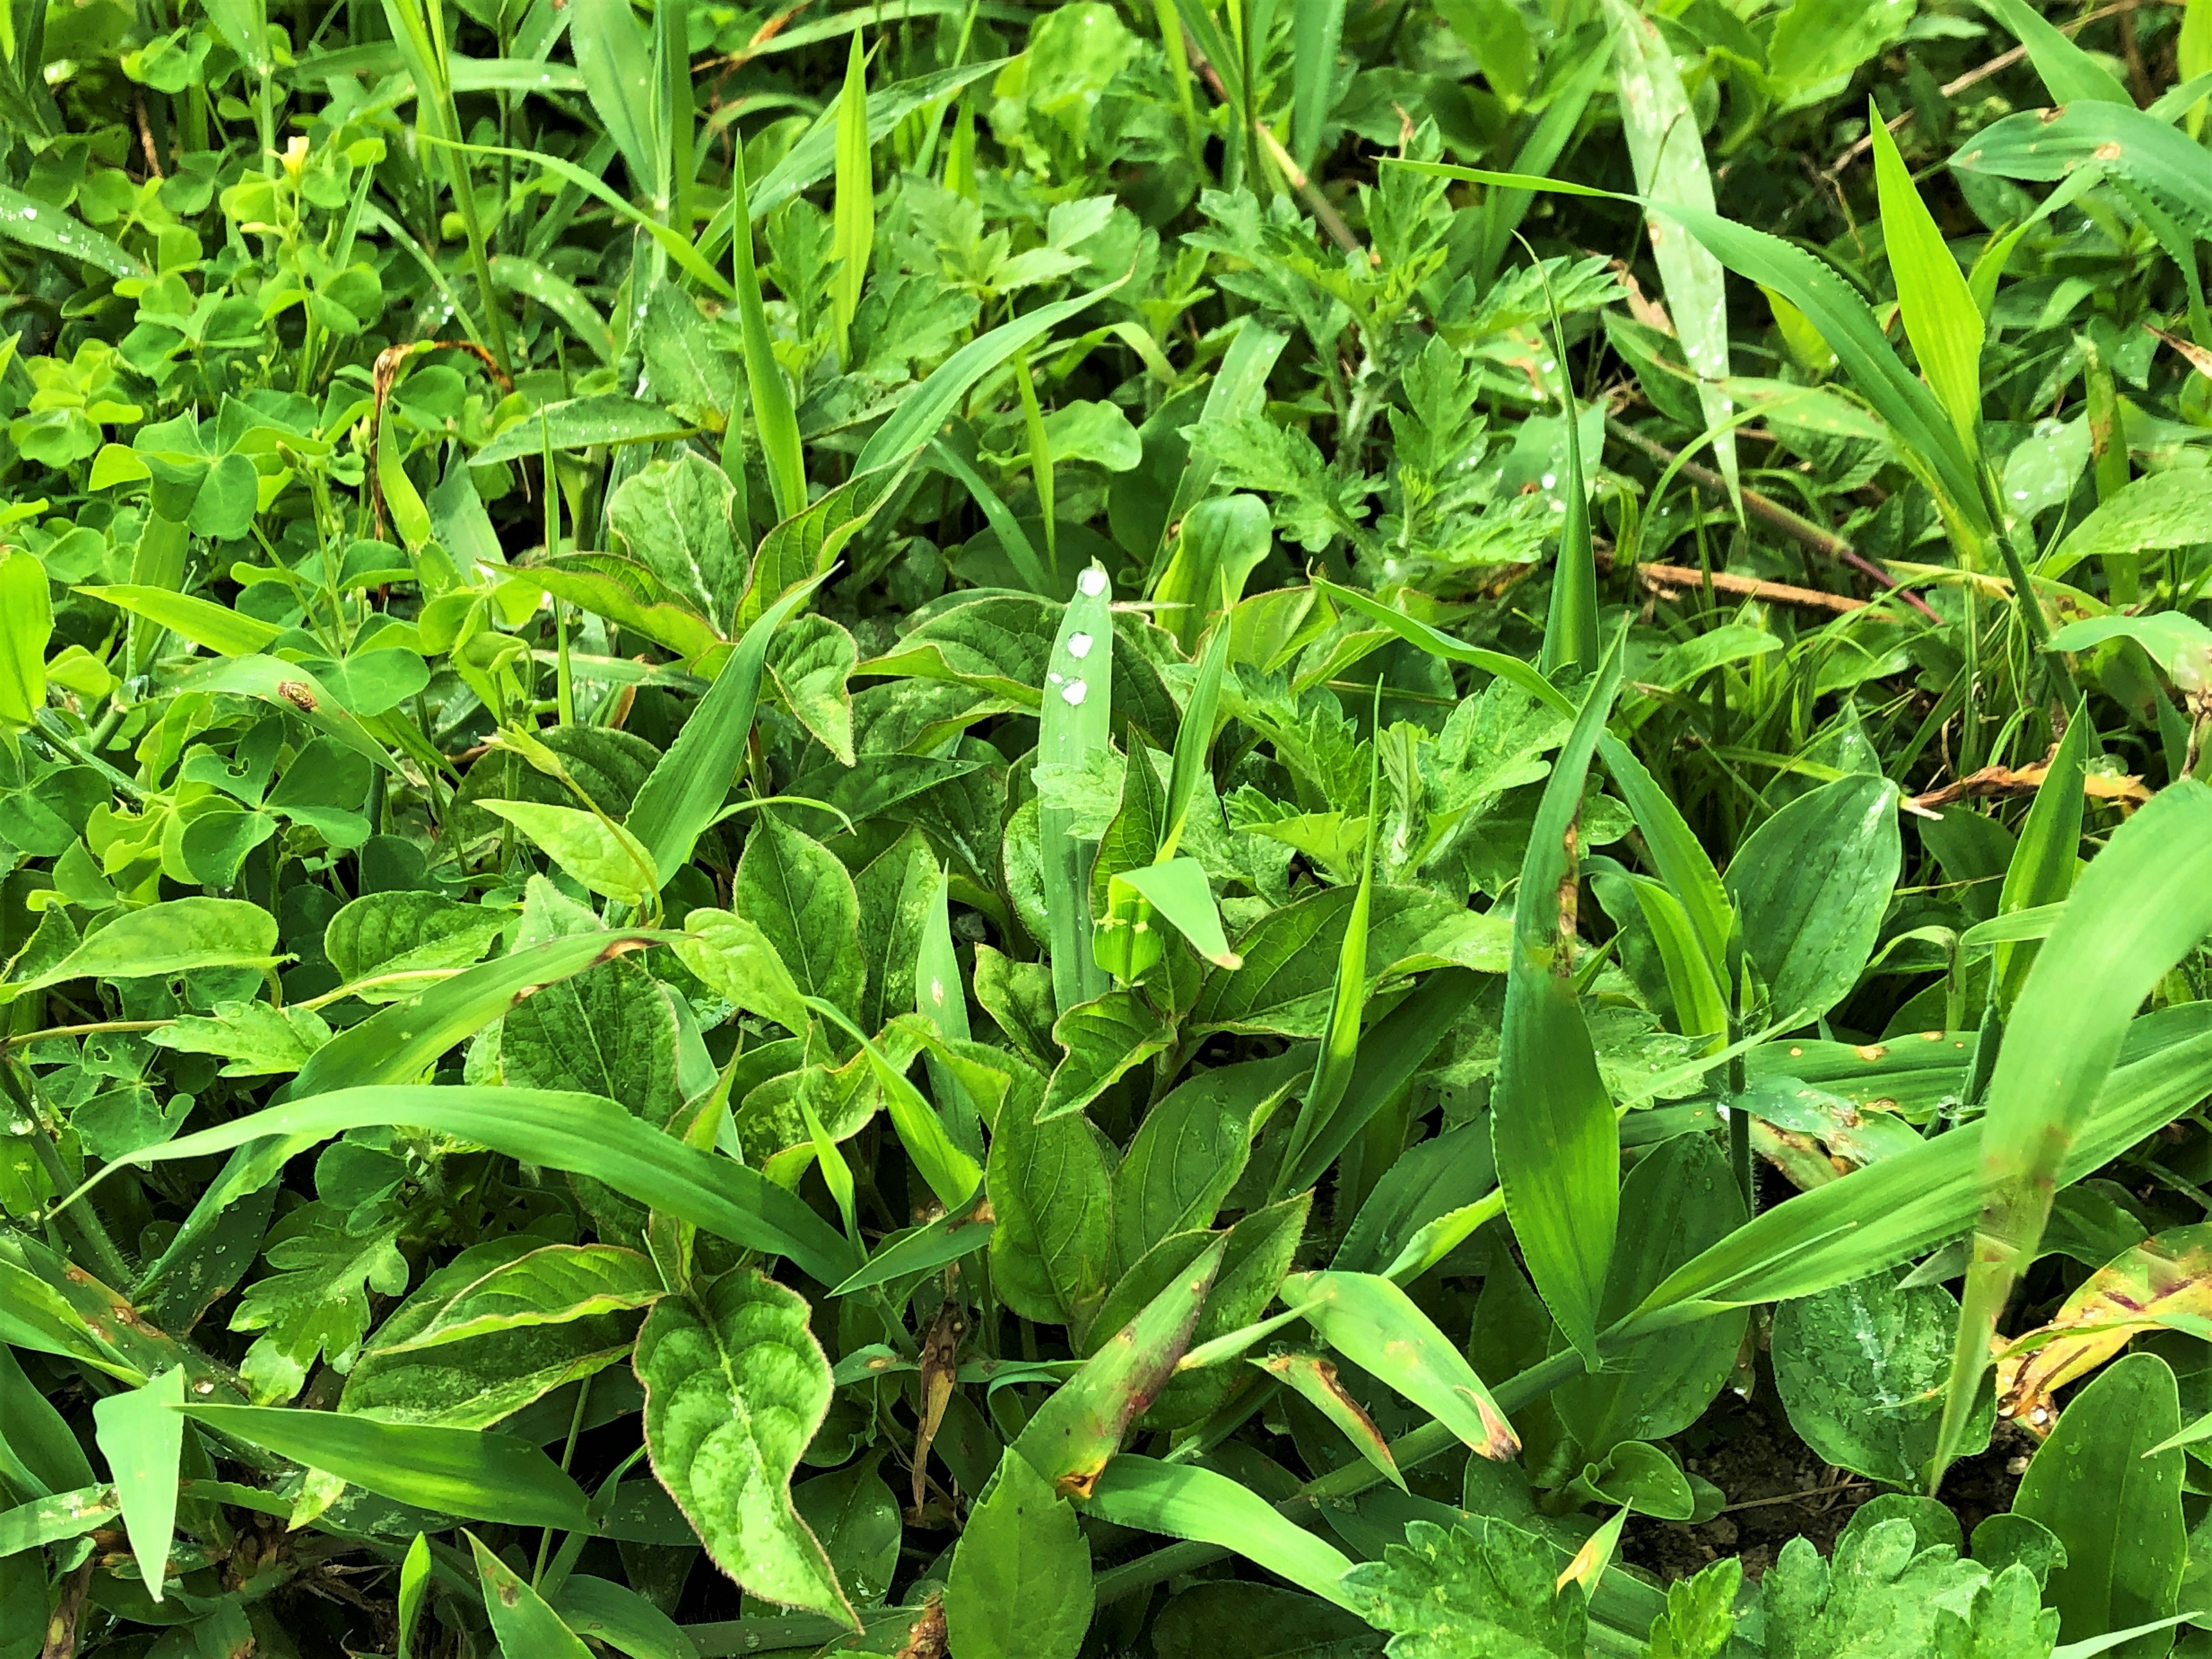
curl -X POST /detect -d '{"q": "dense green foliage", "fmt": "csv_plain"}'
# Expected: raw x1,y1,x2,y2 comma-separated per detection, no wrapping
12,0,2212,1653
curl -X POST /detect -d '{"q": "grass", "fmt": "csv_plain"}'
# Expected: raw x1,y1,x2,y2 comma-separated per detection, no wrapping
5,1,2212,1655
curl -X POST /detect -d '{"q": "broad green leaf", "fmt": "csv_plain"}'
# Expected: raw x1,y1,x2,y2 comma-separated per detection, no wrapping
1191,884,1509,1039
180,1404,592,1529
635,1268,855,1627
737,813,865,1014
1040,989,1175,1121
2013,1354,2186,1654
1346,1516,1584,1650
675,907,810,1032
96,1084,855,1287
1725,773,1901,1027
989,1073,1114,1334
482,799,658,908
2046,472,2212,582
470,1531,595,1657
1870,107,1982,445
1112,1054,1301,1272
1493,635,1623,1365
1285,1270,1517,1461
92,1367,184,1603
1017,1238,1224,1497
3,897,279,1005
376,1244,664,1352
324,891,511,1001
1759,1517,1994,1659
947,1449,1094,1659
1771,1272,1988,1488
1553,1134,1744,1458
1085,1455,1360,1611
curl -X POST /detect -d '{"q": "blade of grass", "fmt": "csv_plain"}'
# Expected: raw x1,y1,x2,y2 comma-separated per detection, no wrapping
830,32,872,366
1290,0,1343,172
729,133,806,523
1930,782,2212,1492
1494,630,1626,1366
1042,563,1115,1014
1870,104,1983,448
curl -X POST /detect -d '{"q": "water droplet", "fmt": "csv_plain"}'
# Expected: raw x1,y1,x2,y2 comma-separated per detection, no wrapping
1062,679,1088,705
2012,489,2029,500
20,207,35,221
1066,631,1093,659
1540,471,1558,490
1078,567,1108,598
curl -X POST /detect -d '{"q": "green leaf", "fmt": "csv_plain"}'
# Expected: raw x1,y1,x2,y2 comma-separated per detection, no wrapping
1112,1054,1300,1272
1190,884,1509,1039
1285,1269,1517,1461
1085,1455,1361,1611
675,907,810,1032
91,1367,184,1603
1626,1005,2212,1323
989,1075,1114,1334
1870,105,1983,445
2013,1353,2186,1655
470,1531,595,1658
1289,0,1344,172
375,1244,664,1352
4,897,279,1003
76,585,278,658
229,1203,408,1401
1771,1272,1989,1488
627,577,828,890
737,814,865,1016
1493,636,1623,1365
1040,990,1176,1121
100,1084,855,1287
1759,1517,1992,1659
947,1449,1094,1659
1346,1517,1584,1655
396,1533,432,1659
1726,774,1902,1026
324,891,510,1001
635,1268,855,1627
1554,1134,1746,1458
482,800,659,908
767,613,859,766
1645,1557,1743,1659
1111,859,1240,970
2046,472,2212,582
607,453,748,630
179,1404,592,1530
1972,0,2132,104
